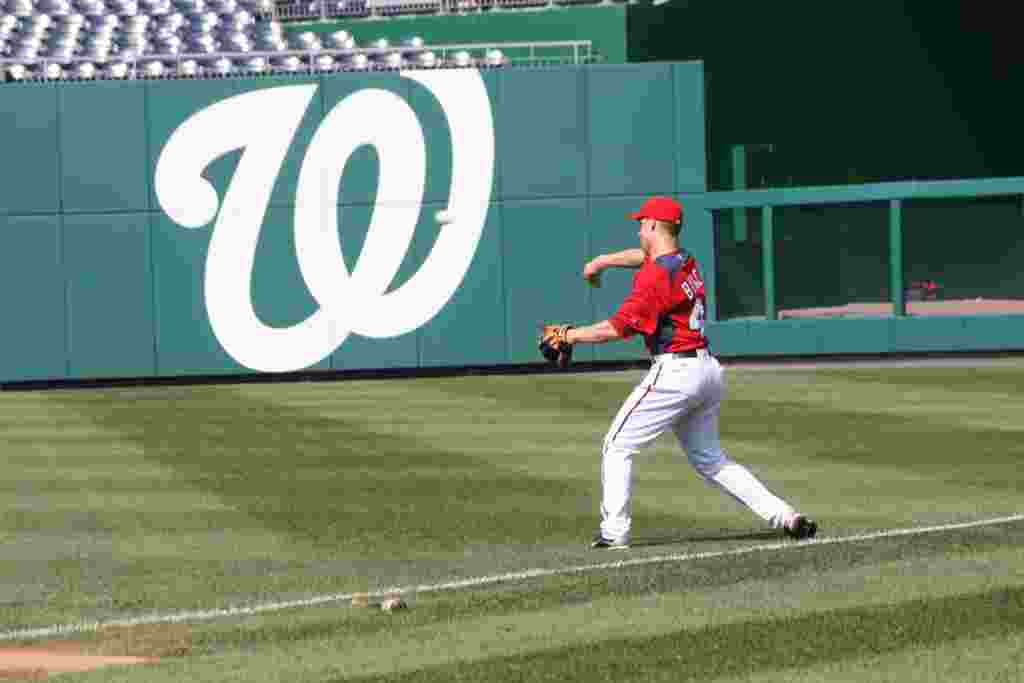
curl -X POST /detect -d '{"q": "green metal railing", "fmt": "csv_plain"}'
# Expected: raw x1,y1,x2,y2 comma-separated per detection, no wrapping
692,176,1024,321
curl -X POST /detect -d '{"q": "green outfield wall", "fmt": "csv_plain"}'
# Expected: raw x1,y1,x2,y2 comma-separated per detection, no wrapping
0,63,707,382
0,62,1020,385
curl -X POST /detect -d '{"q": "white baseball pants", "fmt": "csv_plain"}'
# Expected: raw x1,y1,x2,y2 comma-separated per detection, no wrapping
600,351,795,541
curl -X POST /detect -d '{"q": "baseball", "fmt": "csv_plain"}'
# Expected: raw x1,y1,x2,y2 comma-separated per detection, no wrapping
435,210,455,225
380,596,407,612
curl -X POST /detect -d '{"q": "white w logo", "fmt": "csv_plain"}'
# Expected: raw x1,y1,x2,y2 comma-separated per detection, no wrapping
154,70,495,372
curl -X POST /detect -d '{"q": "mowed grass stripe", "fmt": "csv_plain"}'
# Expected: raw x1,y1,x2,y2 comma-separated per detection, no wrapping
0,367,1019,683
424,371,1024,483
4,369,1022,627
57,531,1024,682
6,516,1022,646
96,523,1008,656
209,544,1024,681
269,372,1024,518
343,586,1024,683
2,366,1022,681
815,366,1024,396
43,384,603,554
397,372,1024,530
725,370,1024,435
720,630,1024,683
718,399,1024,486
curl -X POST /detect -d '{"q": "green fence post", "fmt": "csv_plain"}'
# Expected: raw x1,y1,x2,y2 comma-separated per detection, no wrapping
889,199,905,316
731,145,747,242
762,205,775,320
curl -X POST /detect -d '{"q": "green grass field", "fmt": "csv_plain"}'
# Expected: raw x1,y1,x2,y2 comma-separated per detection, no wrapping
1,361,1023,681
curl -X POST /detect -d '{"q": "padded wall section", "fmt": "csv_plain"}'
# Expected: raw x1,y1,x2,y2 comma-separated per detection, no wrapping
150,212,240,377
496,68,587,200
16,64,1017,380
0,215,66,381
588,64,677,197
502,198,594,364
63,213,155,378
0,84,60,215
59,81,150,213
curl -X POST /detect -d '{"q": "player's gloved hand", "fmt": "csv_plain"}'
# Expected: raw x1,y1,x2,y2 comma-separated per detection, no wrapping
539,324,574,370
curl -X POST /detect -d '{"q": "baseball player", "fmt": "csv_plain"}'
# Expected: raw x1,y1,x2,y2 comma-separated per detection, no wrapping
539,196,817,549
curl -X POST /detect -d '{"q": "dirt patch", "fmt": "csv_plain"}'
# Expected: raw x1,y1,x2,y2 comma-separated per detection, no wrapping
0,651,152,678
0,624,191,679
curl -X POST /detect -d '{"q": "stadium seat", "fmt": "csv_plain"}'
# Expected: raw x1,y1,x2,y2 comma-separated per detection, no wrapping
323,28,351,48
73,59,95,77
271,53,301,71
4,62,28,79
0,0,524,81
243,53,265,71
141,58,165,76
176,56,198,74
314,52,333,70
104,60,129,77
330,0,369,18
289,29,320,50
372,0,439,17
41,61,64,78
205,54,232,74
415,50,436,68
77,1,107,17
483,47,505,67
494,0,549,8
13,44,39,61
366,35,387,62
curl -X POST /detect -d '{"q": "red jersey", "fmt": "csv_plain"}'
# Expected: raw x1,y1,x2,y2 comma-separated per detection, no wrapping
608,250,708,355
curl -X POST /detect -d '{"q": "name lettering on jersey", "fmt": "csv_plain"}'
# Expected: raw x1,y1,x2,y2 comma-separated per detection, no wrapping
155,71,495,373
681,271,705,301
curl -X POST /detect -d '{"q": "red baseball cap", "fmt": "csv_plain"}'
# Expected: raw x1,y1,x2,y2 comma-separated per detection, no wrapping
630,196,683,225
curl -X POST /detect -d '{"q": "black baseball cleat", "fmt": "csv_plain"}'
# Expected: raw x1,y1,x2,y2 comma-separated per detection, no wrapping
784,514,818,540
590,534,630,550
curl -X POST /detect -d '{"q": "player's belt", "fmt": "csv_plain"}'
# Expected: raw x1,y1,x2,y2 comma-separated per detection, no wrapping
653,348,711,362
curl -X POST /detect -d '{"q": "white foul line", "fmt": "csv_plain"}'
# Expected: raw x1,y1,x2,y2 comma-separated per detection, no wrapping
1,513,1021,642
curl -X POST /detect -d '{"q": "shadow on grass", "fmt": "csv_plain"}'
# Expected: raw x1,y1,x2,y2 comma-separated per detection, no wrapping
629,529,782,548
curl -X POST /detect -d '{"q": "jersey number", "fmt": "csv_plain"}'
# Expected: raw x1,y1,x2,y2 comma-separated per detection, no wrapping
689,301,706,333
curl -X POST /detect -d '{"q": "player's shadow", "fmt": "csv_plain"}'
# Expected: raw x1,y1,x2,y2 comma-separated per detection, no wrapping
629,529,781,548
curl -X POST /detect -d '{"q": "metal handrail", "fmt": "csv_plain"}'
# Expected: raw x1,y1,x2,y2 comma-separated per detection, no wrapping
269,0,597,22
692,176,1024,211
691,176,1024,321
0,39,594,67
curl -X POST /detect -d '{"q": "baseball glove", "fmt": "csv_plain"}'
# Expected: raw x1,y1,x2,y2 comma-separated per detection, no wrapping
539,324,574,370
